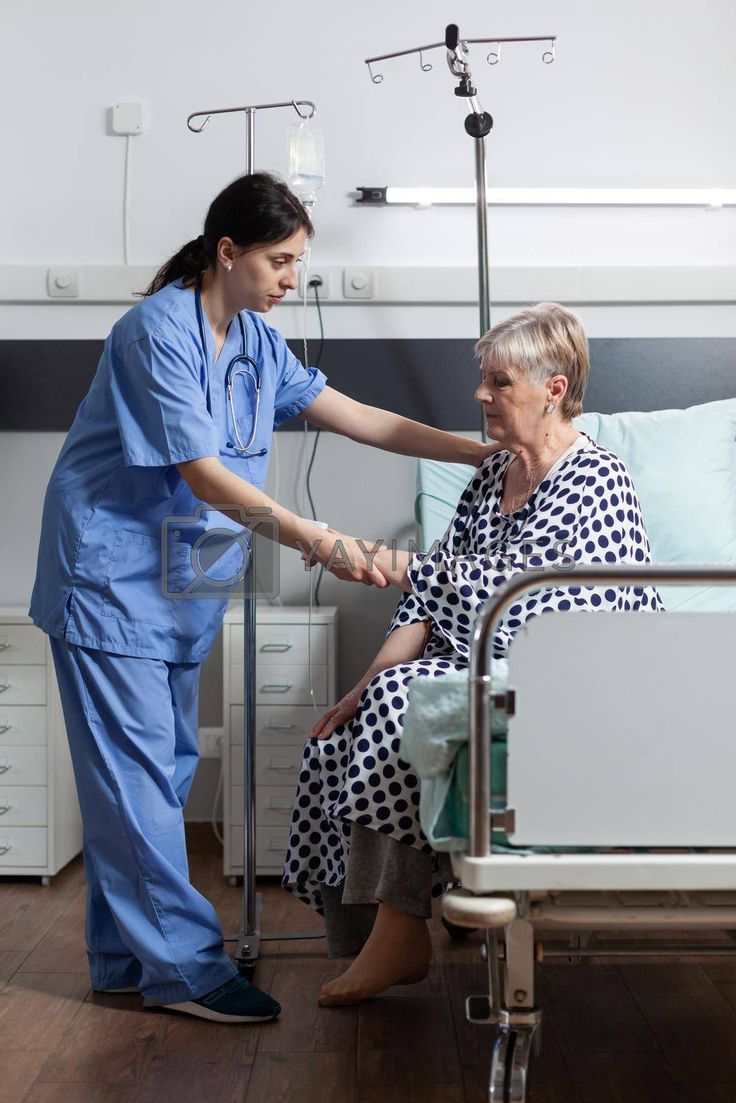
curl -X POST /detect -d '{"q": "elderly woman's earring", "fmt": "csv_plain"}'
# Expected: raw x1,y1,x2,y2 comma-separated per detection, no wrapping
546,401,555,414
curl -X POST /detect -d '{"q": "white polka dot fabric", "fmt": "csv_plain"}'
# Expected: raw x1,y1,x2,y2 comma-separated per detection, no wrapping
283,436,663,912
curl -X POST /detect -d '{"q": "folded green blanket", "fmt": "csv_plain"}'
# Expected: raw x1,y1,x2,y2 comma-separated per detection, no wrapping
402,666,511,851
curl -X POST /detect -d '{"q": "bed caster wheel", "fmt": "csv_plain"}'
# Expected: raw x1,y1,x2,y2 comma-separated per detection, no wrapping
442,916,476,940
489,1021,538,1102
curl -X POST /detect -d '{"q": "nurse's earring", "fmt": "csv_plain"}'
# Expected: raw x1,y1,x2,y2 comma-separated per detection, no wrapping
226,262,233,272
545,401,555,414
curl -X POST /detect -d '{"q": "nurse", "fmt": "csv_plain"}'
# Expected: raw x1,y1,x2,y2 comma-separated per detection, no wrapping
30,171,492,1025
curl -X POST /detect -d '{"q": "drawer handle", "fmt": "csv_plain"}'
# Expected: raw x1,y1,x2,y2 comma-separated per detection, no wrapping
0,723,11,734
0,684,11,694
267,800,293,811
0,844,10,855
266,844,287,853
260,684,293,694
267,761,298,772
0,642,12,652
0,763,11,774
260,643,293,653
267,723,296,731
0,805,9,816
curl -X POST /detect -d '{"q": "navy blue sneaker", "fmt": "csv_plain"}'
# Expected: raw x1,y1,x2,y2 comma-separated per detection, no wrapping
94,985,139,994
163,975,281,1023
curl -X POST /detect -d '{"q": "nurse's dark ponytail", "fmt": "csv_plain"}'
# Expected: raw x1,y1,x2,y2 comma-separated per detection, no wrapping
143,172,314,296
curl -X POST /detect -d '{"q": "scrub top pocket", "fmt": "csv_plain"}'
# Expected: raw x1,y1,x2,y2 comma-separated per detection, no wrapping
101,528,179,628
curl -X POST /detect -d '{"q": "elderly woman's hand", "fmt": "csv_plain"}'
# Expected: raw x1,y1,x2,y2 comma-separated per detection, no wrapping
374,547,412,591
310,682,367,741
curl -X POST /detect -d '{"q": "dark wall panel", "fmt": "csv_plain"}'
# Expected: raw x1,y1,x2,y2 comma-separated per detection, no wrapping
584,339,736,413
2,337,735,432
1,340,102,431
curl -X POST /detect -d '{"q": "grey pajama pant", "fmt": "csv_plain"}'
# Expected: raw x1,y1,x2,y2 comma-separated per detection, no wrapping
320,822,443,958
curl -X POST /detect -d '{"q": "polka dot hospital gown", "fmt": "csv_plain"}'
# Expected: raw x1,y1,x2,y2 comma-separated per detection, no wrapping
283,436,663,912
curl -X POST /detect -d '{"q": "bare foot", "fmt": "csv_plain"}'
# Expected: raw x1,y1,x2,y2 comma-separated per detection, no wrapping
318,902,431,1007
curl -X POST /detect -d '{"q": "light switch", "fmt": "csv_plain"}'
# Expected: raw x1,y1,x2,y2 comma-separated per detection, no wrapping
343,268,375,299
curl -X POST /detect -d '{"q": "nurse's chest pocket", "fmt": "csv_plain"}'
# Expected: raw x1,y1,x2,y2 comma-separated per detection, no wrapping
101,528,182,628
218,440,267,489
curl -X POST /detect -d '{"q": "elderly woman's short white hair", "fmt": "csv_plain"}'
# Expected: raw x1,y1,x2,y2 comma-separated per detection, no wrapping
475,302,589,419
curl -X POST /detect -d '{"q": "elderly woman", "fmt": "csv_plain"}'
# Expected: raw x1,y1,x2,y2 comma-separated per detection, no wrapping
283,303,662,1006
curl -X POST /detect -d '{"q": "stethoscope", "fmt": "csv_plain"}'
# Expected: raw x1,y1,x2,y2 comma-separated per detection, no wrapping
195,285,267,457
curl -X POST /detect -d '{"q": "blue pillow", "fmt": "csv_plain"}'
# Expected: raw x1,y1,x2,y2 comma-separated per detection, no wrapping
415,459,474,550
575,399,736,611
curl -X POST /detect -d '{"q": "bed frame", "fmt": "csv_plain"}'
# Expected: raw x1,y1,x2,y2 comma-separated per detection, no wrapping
444,565,736,1102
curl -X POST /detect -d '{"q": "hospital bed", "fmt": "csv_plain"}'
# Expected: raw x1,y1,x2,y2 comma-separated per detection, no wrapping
444,564,736,1102
414,395,736,1101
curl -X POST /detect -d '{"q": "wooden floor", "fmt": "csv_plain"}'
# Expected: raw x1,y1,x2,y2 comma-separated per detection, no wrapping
3,827,736,1103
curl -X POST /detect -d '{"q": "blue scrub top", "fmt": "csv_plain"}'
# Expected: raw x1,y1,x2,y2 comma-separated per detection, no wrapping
30,281,326,662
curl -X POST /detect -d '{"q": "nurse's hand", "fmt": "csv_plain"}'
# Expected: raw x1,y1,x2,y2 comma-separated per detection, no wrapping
474,440,503,466
305,530,389,587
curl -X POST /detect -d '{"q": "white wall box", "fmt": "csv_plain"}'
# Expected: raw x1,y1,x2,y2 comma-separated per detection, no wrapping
223,605,338,879
0,611,82,881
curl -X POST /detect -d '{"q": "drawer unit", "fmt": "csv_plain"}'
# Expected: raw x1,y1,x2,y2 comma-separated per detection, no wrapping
255,786,296,825
0,786,47,826
222,606,337,877
230,623,328,668
229,661,327,707
230,825,289,873
0,827,48,867
0,611,82,881
231,743,303,787
0,627,46,665
230,785,296,827
230,704,320,746
0,746,47,785
0,666,46,706
0,707,47,745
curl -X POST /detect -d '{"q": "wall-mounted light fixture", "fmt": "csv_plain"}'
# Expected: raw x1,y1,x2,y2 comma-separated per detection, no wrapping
356,187,736,209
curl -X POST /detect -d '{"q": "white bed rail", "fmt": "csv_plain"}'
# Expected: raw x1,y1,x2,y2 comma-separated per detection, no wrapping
468,565,736,858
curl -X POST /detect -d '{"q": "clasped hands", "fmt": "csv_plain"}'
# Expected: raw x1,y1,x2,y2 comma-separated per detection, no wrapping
297,530,410,590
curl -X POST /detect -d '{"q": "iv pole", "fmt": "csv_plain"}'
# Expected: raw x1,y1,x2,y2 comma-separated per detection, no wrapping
187,97,323,977
364,25,556,342
446,24,493,339
187,99,317,173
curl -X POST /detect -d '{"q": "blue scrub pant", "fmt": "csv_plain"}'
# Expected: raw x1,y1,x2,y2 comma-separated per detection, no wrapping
50,638,239,1003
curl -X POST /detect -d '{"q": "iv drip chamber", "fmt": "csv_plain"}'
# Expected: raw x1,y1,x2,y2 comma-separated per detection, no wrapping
288,121,326,207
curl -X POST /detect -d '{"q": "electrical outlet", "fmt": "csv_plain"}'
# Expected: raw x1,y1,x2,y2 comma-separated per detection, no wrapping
298,269,330,298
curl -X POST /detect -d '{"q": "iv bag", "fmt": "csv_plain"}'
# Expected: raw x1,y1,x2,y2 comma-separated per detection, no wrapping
288,122,325,207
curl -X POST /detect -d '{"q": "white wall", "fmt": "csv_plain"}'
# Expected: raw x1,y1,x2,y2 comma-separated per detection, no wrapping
1,0,735,274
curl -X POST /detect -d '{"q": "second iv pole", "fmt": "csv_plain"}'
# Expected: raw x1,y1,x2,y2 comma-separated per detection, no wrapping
363,24,557,342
